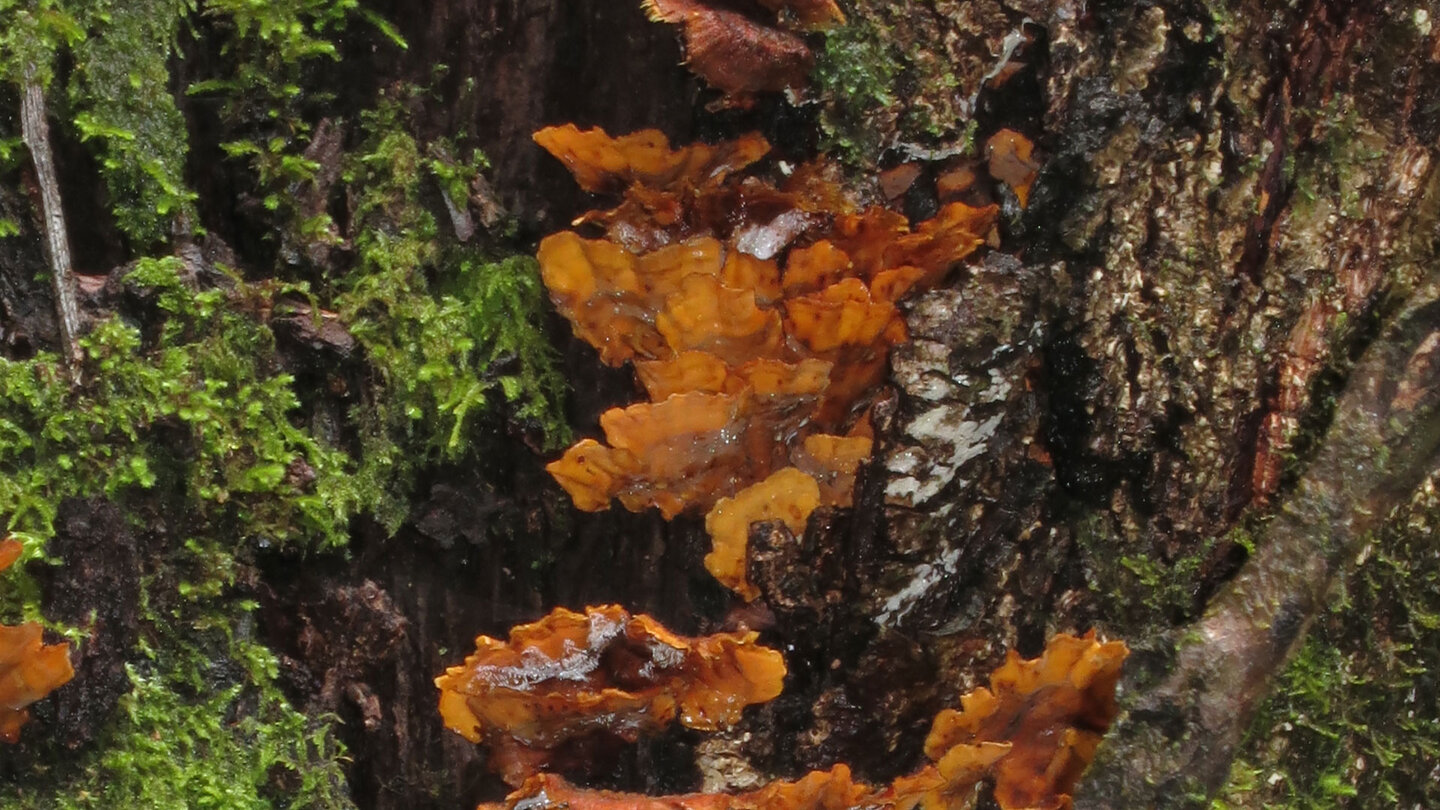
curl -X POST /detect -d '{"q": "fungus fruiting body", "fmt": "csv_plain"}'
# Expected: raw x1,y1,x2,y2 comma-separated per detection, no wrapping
898,631,1130,810
469,631,1128,810
477,766,868,810
435,605,786,785
534,125,995,600
0,537,75,743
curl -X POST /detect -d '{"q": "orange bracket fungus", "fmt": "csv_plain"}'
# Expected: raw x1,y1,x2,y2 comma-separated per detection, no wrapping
0,537,75,743
471,631,1128,810
435,605,786,785
893,630,1130,810
534,124,996,601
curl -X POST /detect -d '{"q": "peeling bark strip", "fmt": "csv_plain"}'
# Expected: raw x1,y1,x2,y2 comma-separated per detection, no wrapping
1076,272,1440,808
19,76,83,378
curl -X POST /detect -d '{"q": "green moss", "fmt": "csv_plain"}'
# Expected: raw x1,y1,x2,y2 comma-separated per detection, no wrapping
4,536,352,810
190,0,379,246
1077,514,1255,634
336,101,569,530
0,1,85,87
67,0,198,245
0,257,360,549
0,1,572,803
810,5,974,168
1214,484,1440,809
811,21,902,165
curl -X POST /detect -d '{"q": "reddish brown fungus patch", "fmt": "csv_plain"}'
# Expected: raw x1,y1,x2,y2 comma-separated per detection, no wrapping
642,0,837,104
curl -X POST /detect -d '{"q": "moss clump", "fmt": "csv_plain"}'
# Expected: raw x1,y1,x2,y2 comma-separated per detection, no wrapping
68,0,198,246
1,535,353,810
811,20,902,165
810,3,982,168
336,101,569,530
1212,478,1440,809
0,258,362,549
1075,512,1253,635
0,0,197,246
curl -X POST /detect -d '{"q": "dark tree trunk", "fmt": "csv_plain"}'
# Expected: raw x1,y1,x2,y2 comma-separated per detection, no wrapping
2,0,1438,808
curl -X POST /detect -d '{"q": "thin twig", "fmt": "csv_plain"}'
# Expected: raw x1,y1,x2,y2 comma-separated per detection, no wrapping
19,72,83,383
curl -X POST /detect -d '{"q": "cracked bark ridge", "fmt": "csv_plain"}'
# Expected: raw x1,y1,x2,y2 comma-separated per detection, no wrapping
873,253,1055,644
1076,270,1440,807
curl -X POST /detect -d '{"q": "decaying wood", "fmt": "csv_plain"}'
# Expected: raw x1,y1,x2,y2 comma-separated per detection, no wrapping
19,75,83,380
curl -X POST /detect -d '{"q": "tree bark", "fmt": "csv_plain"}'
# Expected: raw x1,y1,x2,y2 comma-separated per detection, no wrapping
3,0,1438,808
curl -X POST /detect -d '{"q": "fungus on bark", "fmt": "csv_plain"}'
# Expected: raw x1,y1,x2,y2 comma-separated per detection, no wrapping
468,632,1128,810
704,467,823,599
477,765,868,810
435,605,785,785
0,537,75,743
532,124,769,194
534,125,995,600
906,631,1130,810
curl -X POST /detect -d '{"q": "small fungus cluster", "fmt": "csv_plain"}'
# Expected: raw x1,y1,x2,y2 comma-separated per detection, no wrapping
0,537,74,743
642,0,846,104
461,630,1129,810
535,124,996,600
434,605,786,785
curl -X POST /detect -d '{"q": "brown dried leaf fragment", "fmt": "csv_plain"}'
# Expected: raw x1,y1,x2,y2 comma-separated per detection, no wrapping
643,0,813,102
534,124,770,194
437,605,785,786
0,538,74,744
935,162,980,202
986,130,1041,208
